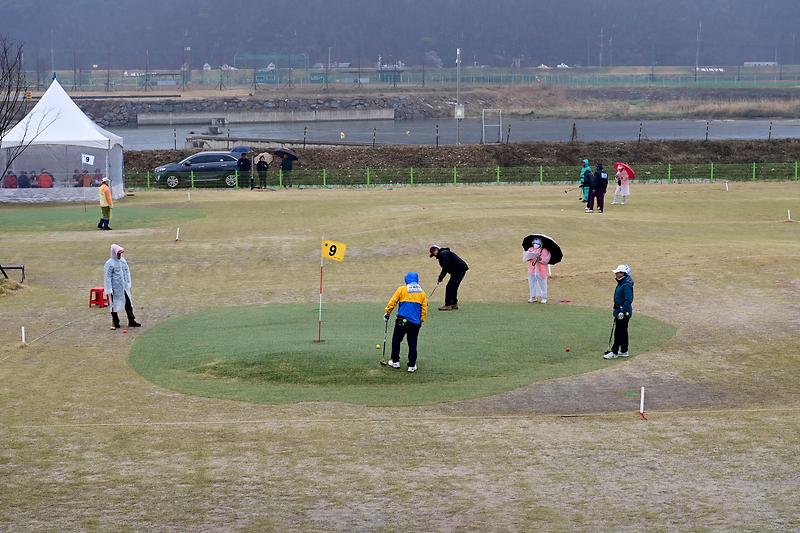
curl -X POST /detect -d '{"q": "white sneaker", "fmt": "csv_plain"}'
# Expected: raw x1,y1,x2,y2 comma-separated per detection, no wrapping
387,360,400,368
603,351,619,359
540,299,547,304
618,352,629,358
528,298,536,303
407,365,417,373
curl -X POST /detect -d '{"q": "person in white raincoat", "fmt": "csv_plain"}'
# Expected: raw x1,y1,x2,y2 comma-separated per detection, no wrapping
103,243,141,330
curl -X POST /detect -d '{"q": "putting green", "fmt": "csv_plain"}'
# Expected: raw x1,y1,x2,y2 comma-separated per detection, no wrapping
129,303,676,406
0,204,204,231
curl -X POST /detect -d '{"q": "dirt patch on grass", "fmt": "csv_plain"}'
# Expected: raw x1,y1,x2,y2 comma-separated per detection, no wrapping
0,278,24,297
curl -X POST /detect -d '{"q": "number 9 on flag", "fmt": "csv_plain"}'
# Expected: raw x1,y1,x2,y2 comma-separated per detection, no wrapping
321,240,347,262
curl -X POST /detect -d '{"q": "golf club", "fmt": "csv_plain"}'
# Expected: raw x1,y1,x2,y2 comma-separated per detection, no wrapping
563,185,581,194
378,317,389,365
603,318,616,356
430,281,440,298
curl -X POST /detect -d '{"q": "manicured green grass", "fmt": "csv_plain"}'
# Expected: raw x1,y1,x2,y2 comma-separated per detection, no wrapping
0,204,204,231
129,302,675,406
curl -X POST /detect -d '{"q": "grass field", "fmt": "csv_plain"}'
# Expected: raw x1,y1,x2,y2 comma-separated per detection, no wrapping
129,302,674,405
1,182,799,531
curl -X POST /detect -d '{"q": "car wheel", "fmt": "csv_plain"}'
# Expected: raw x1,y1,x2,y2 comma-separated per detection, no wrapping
224,174,237,187
165,175,180,188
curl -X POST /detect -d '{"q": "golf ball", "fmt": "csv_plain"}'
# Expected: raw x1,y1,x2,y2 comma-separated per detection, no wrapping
375,344,381,349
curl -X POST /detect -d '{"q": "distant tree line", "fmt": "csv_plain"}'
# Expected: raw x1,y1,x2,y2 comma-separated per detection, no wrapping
1,0,798,71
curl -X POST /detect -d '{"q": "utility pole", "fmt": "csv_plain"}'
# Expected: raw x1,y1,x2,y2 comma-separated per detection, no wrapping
599,27,604,67
694,20,702,82
456,47,461,144
326,46,331,91
608,33,613,67
72,50,78,90
105,50,112,92
144,48,149,91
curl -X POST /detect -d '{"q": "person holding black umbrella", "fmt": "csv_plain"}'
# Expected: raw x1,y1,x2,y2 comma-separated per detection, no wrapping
429,245,469,311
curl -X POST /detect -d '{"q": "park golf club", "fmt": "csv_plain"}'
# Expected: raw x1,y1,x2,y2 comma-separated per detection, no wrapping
429,281,440,298
603,317,616,356
378,316,389,365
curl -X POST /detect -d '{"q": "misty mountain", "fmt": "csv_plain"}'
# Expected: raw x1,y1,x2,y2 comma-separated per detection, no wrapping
1,0,797,70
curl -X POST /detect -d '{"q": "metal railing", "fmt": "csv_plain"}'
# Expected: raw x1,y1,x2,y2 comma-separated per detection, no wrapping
122,162,800,190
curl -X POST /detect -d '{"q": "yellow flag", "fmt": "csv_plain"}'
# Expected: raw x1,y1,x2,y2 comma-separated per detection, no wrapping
322,240,347,262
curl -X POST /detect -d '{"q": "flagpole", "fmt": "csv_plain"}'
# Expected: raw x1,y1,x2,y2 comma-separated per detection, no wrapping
317,237,324,342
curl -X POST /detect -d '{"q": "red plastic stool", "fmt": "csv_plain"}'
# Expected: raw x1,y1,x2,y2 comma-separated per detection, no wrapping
89,287,109,308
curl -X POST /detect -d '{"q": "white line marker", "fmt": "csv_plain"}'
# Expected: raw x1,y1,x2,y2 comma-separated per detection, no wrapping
175,227,181,241
639,386,648,420
21,326,26,345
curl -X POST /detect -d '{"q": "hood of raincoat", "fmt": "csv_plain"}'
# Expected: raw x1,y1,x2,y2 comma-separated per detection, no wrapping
582,159,590,169
110,243,124,259
404,272,419,285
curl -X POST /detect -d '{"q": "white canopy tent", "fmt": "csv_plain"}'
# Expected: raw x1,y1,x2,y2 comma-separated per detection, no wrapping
0,78,124,203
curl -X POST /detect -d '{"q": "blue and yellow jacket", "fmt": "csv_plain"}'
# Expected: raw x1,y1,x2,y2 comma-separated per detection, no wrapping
385,272,428,325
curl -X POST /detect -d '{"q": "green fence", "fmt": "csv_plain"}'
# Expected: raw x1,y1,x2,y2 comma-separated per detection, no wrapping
125,162,800,190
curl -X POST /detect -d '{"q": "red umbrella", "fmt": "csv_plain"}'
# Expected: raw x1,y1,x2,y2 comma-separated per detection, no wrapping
613,162,636,179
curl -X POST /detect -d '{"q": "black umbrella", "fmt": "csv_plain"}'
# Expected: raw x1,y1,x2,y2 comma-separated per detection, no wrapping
521,234,563,265
231,145,254,154
273,147,298,161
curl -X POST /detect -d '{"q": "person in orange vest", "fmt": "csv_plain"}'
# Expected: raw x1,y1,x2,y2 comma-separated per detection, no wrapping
37,169,54,188
79,170,92,187
98,177,113,230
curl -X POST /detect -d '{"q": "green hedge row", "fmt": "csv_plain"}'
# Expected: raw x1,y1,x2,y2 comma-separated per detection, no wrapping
124,162,800,189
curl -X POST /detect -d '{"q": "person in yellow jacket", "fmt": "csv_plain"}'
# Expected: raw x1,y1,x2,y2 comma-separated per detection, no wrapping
383,272,428,373
97,177,113,230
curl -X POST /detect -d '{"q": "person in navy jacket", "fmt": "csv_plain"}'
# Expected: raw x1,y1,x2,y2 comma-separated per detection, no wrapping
604,264,634,359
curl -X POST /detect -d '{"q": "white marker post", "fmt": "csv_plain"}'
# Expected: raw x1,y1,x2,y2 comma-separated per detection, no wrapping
187,191,191,202
175,227,181,241
21,326,26,345
639,386,648,420
788,210,793,222
725,181,729,192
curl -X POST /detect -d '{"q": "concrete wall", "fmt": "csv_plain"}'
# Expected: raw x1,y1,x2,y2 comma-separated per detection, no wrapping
138,108,394,126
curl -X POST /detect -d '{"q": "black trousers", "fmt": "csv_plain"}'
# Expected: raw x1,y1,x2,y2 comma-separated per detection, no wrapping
110,292,136,327
390,317,421,367
612,315,630,354
445,271,466,306
258,171,268,188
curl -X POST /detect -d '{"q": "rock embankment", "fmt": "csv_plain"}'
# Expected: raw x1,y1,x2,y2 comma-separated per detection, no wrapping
78,95,454,127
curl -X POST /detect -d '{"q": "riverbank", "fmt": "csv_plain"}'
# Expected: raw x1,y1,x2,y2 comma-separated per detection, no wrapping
124,139,800,174
77,85,800,128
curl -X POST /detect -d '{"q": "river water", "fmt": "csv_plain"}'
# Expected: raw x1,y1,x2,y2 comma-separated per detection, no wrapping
112,117,800,150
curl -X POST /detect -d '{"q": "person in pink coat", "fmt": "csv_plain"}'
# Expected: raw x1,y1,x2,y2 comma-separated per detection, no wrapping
612,168,631,205
523,238,551,303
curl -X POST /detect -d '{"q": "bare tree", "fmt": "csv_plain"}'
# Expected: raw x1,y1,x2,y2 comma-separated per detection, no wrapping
1,34,56,181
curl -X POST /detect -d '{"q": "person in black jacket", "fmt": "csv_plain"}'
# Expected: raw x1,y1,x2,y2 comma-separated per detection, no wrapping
255,156,270,189
586,162,608,213
429,244,469,311
237,153,253,189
